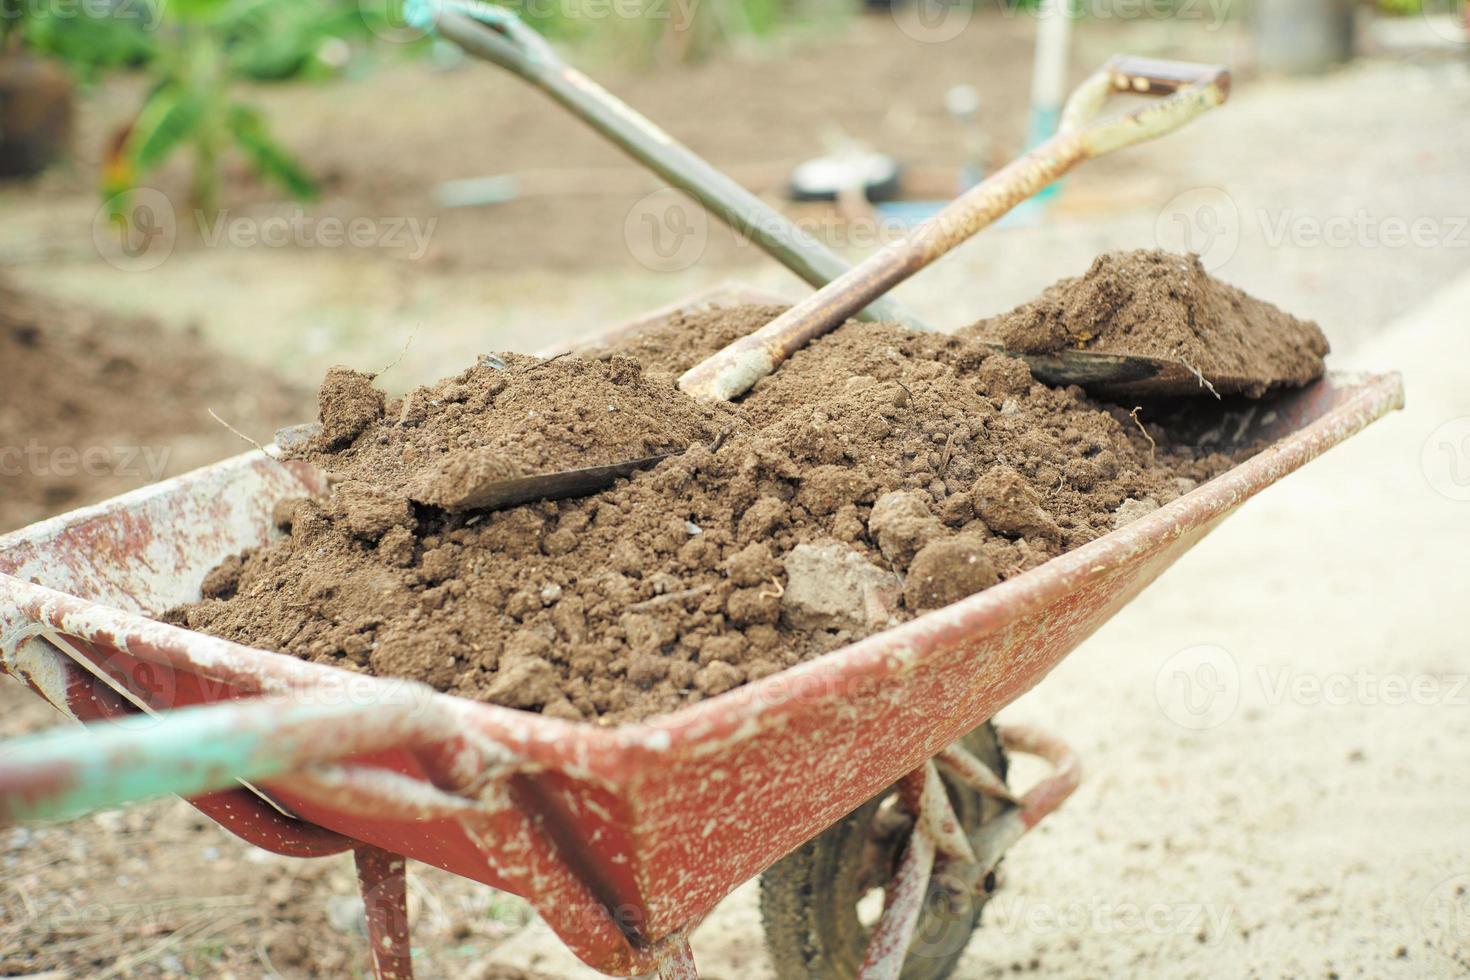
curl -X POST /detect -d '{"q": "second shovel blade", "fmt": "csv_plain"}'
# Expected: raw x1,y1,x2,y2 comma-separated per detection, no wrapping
994,345,1265,400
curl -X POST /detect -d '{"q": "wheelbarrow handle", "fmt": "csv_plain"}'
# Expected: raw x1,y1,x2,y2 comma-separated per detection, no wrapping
425,2,929,329
0,686,468,825
678,57,1231,402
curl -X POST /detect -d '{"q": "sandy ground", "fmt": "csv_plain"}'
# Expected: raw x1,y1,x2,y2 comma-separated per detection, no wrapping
2,13,1468,979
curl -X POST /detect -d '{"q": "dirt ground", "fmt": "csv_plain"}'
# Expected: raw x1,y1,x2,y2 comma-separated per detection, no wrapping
0,282,309,532
2,6,1468,978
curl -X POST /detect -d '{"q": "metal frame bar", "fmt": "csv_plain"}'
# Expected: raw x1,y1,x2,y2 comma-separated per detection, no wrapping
0,686,505,825
356,845,414,980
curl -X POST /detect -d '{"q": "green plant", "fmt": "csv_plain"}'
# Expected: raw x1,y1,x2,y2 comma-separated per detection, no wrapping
6,0,160,79
103,0,318,213
218,0,371,80
6,0,330,208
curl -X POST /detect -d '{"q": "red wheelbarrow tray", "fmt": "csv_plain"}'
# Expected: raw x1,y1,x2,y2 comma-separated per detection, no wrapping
0,285,1403,976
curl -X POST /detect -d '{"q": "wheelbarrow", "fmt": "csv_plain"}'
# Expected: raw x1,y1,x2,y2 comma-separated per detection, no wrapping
0,285,1403,978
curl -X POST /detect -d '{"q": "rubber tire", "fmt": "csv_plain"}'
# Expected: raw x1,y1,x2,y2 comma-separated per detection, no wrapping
759,723,1008,980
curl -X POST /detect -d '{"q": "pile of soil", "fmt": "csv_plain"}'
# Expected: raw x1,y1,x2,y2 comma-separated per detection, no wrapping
297,353,729,510
169,300,1254,724
964,250,1330,397
0,280,308,533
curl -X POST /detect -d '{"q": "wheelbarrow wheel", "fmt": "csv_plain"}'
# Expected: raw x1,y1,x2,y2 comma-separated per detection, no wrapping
759,723,1008,980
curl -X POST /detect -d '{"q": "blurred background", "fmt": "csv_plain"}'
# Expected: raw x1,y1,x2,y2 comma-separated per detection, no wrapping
1,0,1464,423
2,0,1468,975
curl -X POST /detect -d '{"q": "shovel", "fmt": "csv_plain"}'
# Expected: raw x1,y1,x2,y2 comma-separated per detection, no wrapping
427,7,1243,403
418,55,1235,512
678,55,1234,402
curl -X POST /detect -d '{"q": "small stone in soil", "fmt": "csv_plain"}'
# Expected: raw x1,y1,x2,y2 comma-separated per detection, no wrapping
782,541,901,632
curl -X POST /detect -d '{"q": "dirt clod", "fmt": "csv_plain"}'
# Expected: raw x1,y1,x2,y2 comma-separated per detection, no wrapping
904,536,998,610
972,467,1062,543
869,491,946,564
332,481,413,541
782,540,900,631
316,367,385,449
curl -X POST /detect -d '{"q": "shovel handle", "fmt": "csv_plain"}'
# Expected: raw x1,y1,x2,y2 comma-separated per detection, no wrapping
678,57,1230,403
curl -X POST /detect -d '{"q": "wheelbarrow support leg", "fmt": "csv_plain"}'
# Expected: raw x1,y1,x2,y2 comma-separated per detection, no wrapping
970,724,1081,870
859,816,937,980
355,844,414,980
655,935,699,979
857,727,1081,979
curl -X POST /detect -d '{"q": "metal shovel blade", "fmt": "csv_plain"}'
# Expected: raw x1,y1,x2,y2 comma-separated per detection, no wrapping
427,453,678,513
272,421,678,514
993,345,1241,400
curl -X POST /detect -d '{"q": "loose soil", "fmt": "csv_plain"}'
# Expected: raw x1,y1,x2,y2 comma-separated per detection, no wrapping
964,250,1331,398
0,279,308,534
169,299,1260,724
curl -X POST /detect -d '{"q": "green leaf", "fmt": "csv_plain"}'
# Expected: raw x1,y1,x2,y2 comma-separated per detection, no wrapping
125,85,202,171
167,0,233,22
21,4,159,78
227,104,318,200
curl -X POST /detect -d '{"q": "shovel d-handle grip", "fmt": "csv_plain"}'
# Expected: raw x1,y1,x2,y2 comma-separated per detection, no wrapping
431,5,928,328
1104,55,1231,96
0,687,496,826
678,57,1231,403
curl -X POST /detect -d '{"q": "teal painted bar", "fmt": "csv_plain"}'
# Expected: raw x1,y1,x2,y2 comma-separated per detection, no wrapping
0,697,377,823
1025,105,1064,203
